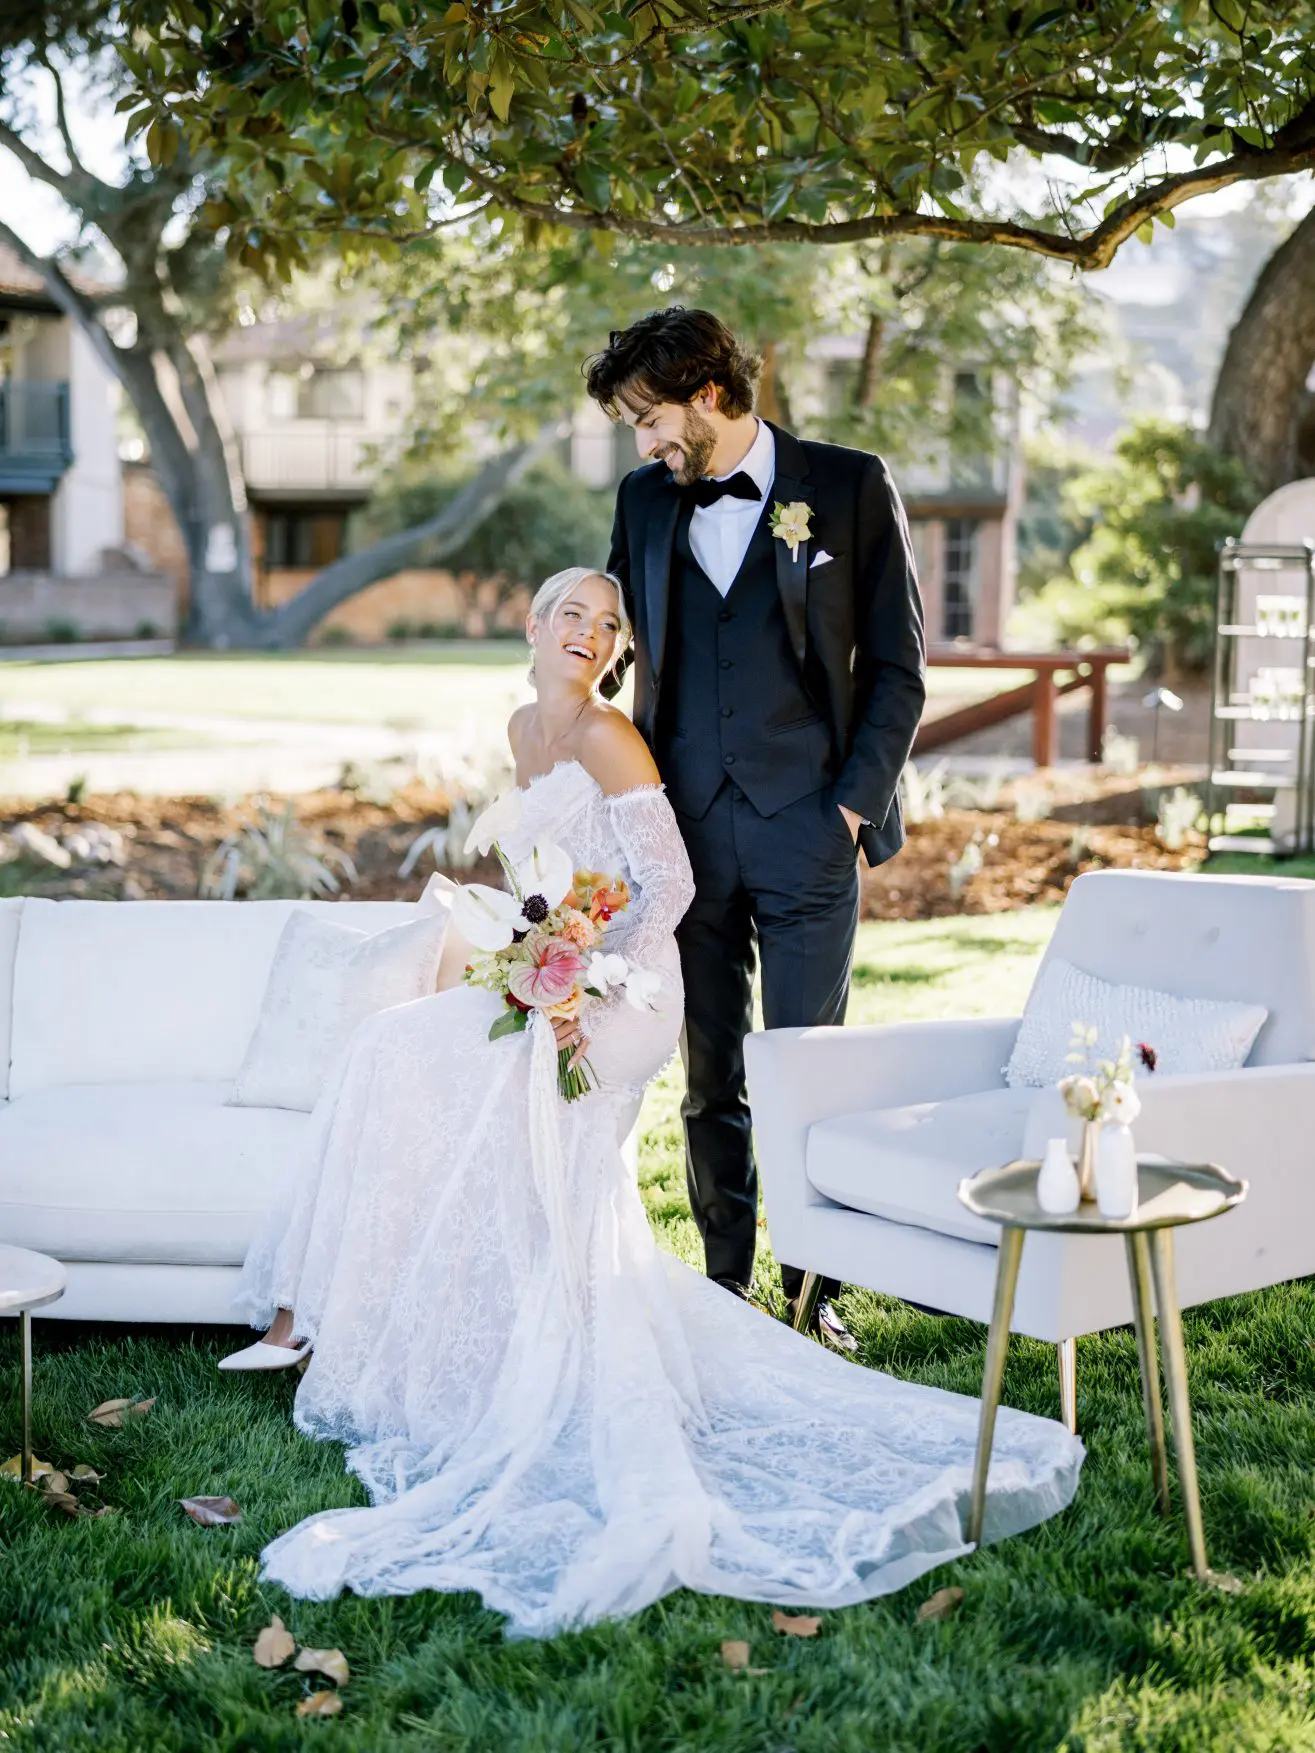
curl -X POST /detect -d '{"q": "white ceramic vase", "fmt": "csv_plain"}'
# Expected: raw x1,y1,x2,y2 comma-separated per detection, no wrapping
1096,1122,1139,1220
1036,1137,1080,1215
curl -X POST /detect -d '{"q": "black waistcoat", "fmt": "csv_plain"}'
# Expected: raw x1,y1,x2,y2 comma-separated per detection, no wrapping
654,501,834,819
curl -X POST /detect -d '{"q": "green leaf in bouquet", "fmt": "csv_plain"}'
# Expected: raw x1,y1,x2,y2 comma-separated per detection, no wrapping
488,1006,530,1042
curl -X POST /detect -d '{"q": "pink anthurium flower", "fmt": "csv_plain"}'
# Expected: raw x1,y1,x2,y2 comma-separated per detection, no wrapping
507,937,585,1010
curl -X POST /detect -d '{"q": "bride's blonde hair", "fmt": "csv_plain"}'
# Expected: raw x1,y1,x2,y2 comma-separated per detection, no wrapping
527,566,632,689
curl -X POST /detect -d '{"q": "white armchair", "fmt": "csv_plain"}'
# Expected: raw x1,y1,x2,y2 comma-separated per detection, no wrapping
743,870,1315,1428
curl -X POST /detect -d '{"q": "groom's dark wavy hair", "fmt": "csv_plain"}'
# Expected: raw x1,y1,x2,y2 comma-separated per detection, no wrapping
583,307,762,421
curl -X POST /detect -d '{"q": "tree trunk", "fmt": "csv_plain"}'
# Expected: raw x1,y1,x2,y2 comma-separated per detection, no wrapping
854,312,885,409
1208,206,1315,494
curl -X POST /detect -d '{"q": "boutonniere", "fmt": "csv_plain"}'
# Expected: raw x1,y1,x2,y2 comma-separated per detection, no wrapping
770,499,811,559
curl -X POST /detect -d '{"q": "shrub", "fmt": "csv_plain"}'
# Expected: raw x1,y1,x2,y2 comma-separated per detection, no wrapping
43,617,79,644
1021,419,1256,674
198,800,355,900
353,458,614,596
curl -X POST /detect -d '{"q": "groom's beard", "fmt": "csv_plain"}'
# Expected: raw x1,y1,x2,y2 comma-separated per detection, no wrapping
658,407,718,486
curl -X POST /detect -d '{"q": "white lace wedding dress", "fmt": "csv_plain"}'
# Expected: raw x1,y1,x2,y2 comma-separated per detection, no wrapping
237,760,1083,1637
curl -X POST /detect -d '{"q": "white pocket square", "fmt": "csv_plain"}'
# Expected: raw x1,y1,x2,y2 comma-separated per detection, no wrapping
810,549,834,569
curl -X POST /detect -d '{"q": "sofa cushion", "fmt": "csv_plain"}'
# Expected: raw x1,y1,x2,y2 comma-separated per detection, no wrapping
1006,957,1267,1090
8,897,416,1096
0,1081,307,1265
806,1087,1038,1245
1034,870,1315,1068
0,897,21,1102
230,908,448,1112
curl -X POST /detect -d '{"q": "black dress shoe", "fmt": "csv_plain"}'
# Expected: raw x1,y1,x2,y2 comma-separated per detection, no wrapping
713,1276,752,1301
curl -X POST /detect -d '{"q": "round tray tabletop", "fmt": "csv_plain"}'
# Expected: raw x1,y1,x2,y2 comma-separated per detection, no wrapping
0,1244,67,1315
958,1156,1247,1236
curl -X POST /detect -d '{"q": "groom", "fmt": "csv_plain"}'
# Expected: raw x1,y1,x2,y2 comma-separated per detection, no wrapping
586,307,925,1344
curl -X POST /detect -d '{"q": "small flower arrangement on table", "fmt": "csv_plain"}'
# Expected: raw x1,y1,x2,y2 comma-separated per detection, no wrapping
1059,1026,1143,1128
1057,1025,1155,1205
450,792,661,1101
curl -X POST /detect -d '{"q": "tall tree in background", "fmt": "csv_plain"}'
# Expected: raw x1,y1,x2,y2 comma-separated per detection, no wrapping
1208,204,1315,493
0,2,559,648
123,0,1315,275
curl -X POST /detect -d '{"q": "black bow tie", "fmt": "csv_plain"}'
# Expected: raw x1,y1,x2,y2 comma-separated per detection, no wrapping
684,471,762,509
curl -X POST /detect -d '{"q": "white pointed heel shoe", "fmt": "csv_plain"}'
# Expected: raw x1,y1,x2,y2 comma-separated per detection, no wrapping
217,1338,312,1372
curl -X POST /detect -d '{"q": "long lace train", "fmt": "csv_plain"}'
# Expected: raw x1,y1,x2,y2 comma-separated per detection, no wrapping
237,763,1083,1636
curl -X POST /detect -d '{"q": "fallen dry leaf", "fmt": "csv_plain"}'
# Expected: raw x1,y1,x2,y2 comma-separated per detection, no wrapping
1,1454,54,1480
39,1470,70,1496
917,1586,964,1623
70,1464,103,1484
295,1648,350,1687
45,1490,80,1517
179,1495,242,1527
296,1692,344,1719
87,1396,155,1428
720,1639,751,1672
252,1615,297,1669
771,1610,821,1638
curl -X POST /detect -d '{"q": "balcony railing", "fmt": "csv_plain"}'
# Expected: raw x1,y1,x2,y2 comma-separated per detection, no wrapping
240,427,383,494
0,380,72,492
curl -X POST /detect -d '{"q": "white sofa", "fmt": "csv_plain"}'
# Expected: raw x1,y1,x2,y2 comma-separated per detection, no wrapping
745,871,1315,1395
0,895,422,1322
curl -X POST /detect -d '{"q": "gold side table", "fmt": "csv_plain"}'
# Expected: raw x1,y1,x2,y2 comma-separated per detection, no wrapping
0,1245,67,1485
957,1158,1246,1581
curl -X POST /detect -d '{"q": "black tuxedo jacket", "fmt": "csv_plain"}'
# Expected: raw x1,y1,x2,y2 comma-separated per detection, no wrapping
606,422,926,867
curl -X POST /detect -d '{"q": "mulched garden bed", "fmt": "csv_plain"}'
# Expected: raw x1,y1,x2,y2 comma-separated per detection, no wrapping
861,809,1202,921
0,788,1202,922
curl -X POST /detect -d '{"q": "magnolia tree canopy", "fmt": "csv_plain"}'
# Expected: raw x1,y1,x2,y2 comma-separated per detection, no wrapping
120,0,1315,278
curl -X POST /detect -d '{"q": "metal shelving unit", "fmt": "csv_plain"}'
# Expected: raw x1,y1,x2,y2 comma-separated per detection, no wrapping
1207,539,1315,856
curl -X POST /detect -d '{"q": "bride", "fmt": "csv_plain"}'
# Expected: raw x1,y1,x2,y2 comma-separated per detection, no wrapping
221,564,1083,1638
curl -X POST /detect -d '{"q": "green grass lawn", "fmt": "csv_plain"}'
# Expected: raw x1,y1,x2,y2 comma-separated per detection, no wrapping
0,648,534,734
4,912,1315,1752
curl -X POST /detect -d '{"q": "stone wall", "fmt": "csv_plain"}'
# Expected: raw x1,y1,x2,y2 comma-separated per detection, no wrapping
0,569,176,644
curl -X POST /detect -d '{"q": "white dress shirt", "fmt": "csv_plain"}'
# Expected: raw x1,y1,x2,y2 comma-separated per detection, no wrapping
688,419,776,597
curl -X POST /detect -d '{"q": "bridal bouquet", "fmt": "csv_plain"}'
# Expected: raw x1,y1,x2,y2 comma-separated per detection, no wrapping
450,790,662,1101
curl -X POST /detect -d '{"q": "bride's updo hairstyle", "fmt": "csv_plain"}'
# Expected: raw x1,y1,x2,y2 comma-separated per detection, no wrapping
527,566,632,690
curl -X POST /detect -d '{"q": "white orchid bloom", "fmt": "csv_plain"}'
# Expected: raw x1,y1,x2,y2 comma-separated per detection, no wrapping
463,789,524,858
450,882,525,952
510,840,574,925
622,965,663,1011
586,951,629,992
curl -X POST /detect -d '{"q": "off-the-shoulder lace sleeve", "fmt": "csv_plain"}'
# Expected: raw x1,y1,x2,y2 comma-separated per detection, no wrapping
604,786,695,961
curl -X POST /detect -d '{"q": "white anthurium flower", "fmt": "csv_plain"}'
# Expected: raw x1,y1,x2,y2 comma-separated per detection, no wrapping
622,965,663,1011
450,882,525,952
586,951,629,992
510,840,574,923
463,789,524,858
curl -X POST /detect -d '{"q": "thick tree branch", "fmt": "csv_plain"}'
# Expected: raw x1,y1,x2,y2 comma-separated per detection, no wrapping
404,135,1315,270
268,421,565,647
0,117,78,201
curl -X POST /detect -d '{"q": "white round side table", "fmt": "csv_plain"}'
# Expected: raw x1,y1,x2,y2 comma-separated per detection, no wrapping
0,1245,66,1485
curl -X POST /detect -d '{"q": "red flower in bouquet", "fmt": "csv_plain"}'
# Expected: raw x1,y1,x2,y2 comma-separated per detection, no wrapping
507,937,585,1011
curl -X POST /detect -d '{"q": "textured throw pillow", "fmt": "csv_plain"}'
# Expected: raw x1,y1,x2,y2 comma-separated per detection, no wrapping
1006,956,1268,1090
229,909,447,1112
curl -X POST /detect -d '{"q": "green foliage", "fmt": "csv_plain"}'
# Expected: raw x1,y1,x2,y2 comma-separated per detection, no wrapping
350,457,615,590
117,0,1315,275
1015,436,1098,600
1027,419,1257,672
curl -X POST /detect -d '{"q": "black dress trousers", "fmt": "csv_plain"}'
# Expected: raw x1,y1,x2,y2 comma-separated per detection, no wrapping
674,780,860,1299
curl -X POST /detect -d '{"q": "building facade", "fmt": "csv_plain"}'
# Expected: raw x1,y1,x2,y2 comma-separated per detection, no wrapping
0,248,172,643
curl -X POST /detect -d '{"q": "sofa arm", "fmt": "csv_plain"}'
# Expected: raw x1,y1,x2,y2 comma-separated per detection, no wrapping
744,1017,1022,1243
